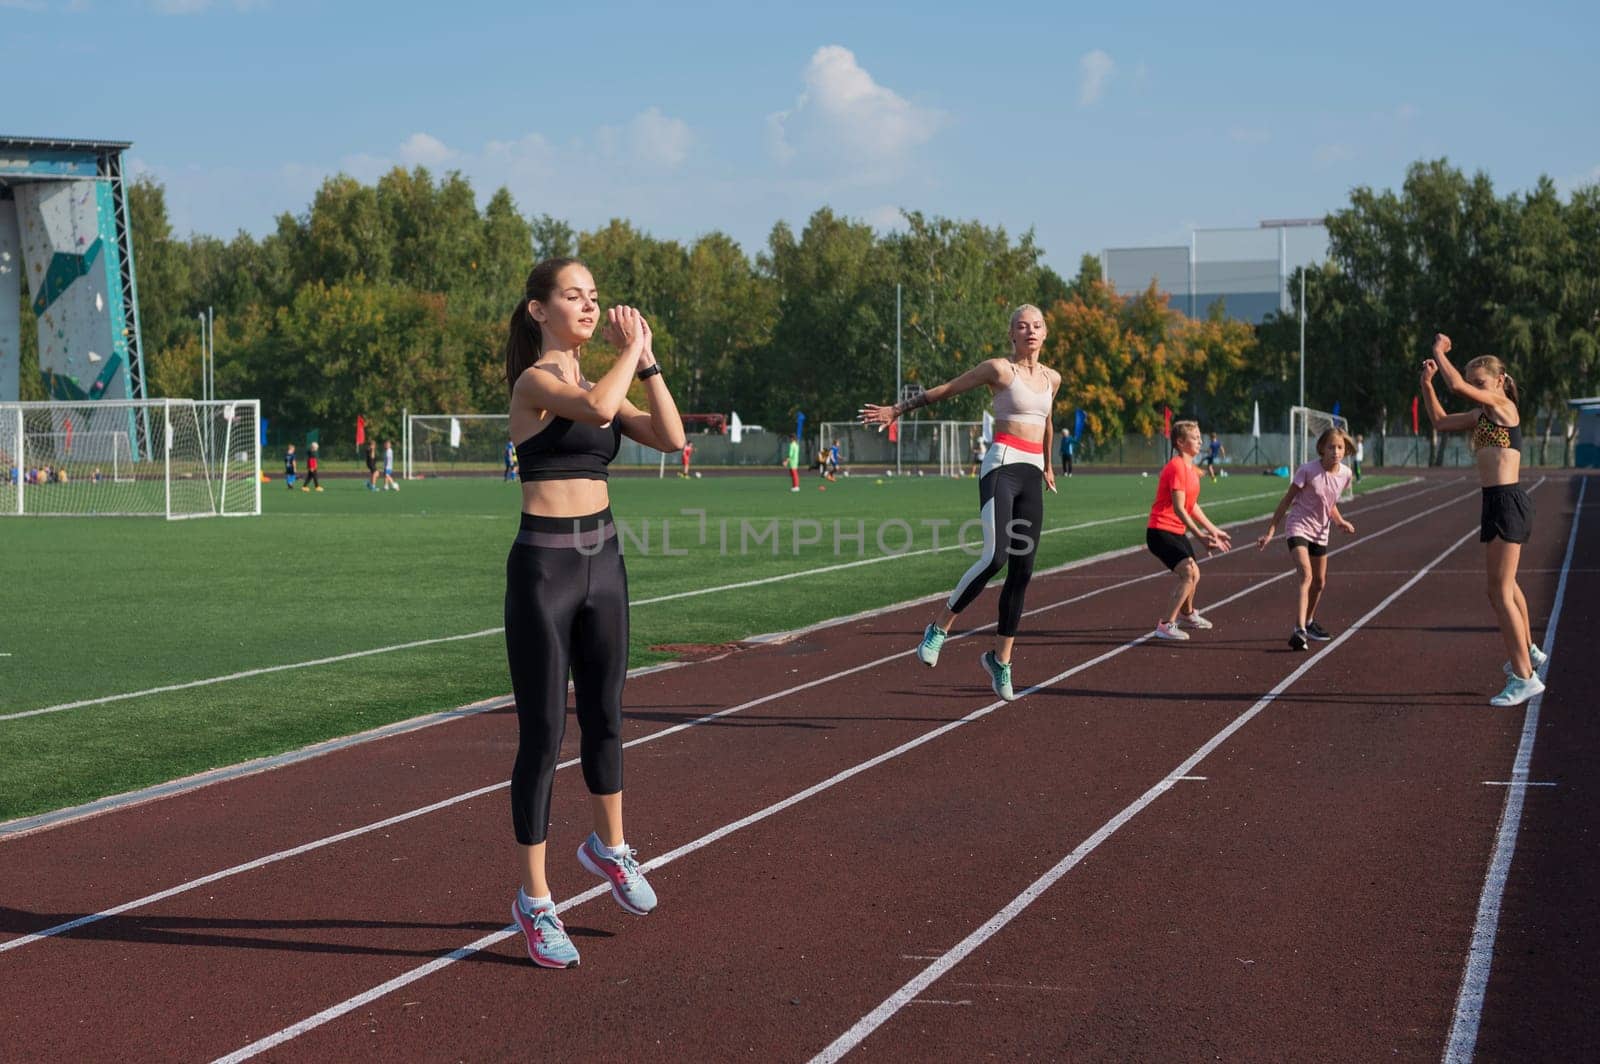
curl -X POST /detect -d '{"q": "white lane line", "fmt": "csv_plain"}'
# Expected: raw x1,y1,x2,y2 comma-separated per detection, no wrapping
1,482,1472,956
1176,776,1208,781
812,521,1488,1063
0,488,1303,722
1443,477,1586,1064
206,488,1474,1063
1480,781,1557,788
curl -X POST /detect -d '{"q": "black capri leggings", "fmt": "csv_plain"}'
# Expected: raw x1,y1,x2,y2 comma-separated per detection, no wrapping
946,461,1044,637
504,510,629,846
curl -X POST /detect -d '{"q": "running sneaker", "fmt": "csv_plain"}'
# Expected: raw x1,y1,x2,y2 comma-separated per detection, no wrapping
1503,644,1551,677
577,833,657,916
1153,621,1189,641
1305,620,1332,641
1489,673,1546,708
916,623,947,668
1180,610,1214,630
512,898,580,969
1289,628,1309,651
981,650,1014,701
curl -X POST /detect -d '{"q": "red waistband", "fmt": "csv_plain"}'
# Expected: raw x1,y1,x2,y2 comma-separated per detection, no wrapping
993,432,1044,455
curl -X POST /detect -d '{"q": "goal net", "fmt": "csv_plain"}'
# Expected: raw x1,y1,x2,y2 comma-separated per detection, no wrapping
1288,405,1354,499
404,414,511,479
816,420,985,477
0,399,261,518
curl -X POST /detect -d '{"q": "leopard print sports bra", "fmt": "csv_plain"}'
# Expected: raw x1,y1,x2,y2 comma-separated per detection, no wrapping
1471,411,1523,452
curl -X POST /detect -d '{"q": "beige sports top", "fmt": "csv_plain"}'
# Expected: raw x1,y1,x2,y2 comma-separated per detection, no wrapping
991,365,1052,423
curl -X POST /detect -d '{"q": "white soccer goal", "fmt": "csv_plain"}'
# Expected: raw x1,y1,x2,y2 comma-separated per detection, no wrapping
403,413,511,479
1289,405,1354,499
0,399,261,518
816,419,985,477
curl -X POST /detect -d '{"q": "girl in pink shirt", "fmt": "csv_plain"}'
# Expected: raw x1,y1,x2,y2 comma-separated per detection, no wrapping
1257,428,1357,650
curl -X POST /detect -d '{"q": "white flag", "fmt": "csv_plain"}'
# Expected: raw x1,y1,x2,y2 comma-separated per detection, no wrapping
729,411,743,444
981,411,994,446
449,417,462,448
1251,401,1261,439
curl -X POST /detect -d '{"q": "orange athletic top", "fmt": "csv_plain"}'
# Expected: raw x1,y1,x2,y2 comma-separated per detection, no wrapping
1147,455,1200,534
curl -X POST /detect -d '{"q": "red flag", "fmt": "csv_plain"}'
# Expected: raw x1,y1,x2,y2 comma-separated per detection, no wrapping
356,415,366,445
1162,406,1172,439
1411,396,1419,435
887,419,899,443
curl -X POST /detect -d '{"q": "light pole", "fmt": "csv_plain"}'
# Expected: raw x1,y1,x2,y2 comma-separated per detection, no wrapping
1298,270,1306,412
895,283,902,477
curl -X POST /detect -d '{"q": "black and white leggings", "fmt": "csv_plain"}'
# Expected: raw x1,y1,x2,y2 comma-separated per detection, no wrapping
946,443,1045,637
504,510,628,846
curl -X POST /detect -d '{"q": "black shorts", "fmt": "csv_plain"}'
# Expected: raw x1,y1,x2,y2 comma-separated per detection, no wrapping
1286,536,1328,558
1202,454,1217,467
1146,527,1196,570
1481,484,1534,544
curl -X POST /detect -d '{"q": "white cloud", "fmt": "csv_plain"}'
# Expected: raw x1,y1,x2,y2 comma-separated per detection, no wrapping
768,45,943,180
597,107,693,171
150,0,266,13
863,205,903,231
1078,49,1115,108
1394,102,1419,122
1313,143,1354,167
398,132,455,167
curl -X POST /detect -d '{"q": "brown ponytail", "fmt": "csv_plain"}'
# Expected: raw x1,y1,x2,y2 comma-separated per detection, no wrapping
1464,354,1519,410
504,256,584,395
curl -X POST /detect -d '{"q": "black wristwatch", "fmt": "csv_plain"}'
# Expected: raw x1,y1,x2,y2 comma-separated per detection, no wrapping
638,363,662,380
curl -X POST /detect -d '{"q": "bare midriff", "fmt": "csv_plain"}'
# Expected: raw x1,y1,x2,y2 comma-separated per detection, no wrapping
992,418,1047,445
520,479,611,518
1475,447,1521,489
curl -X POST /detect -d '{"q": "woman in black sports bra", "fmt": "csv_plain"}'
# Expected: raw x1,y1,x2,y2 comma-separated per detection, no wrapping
502,257,685,967
1419,332,1546,708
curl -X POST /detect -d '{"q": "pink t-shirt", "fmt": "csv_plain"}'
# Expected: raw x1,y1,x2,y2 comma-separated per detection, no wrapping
1284,460,1352,545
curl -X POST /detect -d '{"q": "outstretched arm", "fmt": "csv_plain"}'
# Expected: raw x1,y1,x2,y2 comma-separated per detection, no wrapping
859,360,1005,428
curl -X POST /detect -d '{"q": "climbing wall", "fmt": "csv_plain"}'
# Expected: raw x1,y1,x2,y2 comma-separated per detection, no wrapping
14,179,131,402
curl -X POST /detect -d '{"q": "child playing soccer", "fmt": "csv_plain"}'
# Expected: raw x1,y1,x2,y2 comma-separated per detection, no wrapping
382,440,400,491
1256,427,1358,650
284,444,298,489
1146,420,1232,640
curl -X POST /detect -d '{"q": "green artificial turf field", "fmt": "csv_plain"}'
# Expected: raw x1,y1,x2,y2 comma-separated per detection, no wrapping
0,469,1396,820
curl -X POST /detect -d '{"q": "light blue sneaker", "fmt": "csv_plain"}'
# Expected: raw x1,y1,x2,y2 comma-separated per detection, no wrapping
916,623,947,667
577,832,657,916
1489,672,1546,707
1502,644,1550,677
512,898,579,969
981,650,1014,701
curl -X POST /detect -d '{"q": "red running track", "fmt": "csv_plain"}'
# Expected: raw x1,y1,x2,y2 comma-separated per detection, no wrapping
1,471,1594,1062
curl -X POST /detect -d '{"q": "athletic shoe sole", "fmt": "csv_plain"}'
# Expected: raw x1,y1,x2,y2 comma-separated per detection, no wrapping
511,901,579,969
1305,629,1332,642
577,845,653,916
1489,678,1545,707
1153,626,1189,641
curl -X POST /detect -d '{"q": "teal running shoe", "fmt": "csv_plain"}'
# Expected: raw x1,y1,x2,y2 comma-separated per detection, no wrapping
917,623,947,667
981,650,1014,701
512,898,579,969
1489,672,1545,707
577,832,658,916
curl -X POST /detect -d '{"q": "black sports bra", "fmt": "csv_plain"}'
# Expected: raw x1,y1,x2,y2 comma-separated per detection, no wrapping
515,416,622,481
1472,411,1523,452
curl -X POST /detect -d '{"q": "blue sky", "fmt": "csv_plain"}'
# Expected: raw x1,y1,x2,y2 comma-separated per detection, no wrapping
7,0,1597,272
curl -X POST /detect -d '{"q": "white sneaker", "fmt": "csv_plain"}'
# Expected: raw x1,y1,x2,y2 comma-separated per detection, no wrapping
790,486,800,492
1489,673,1546,707
1153,621,1189,641
1179,610,1213,630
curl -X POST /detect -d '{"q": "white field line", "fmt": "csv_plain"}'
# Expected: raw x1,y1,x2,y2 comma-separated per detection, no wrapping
1443,477,1586,1064
0,481,1467,954
1,488,1296,722
813,519,1489,1063
0,477,1434,839
206,487,1476,1063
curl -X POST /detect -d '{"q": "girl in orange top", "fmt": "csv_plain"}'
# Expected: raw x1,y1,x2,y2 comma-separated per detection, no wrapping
1145,420,1231,640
